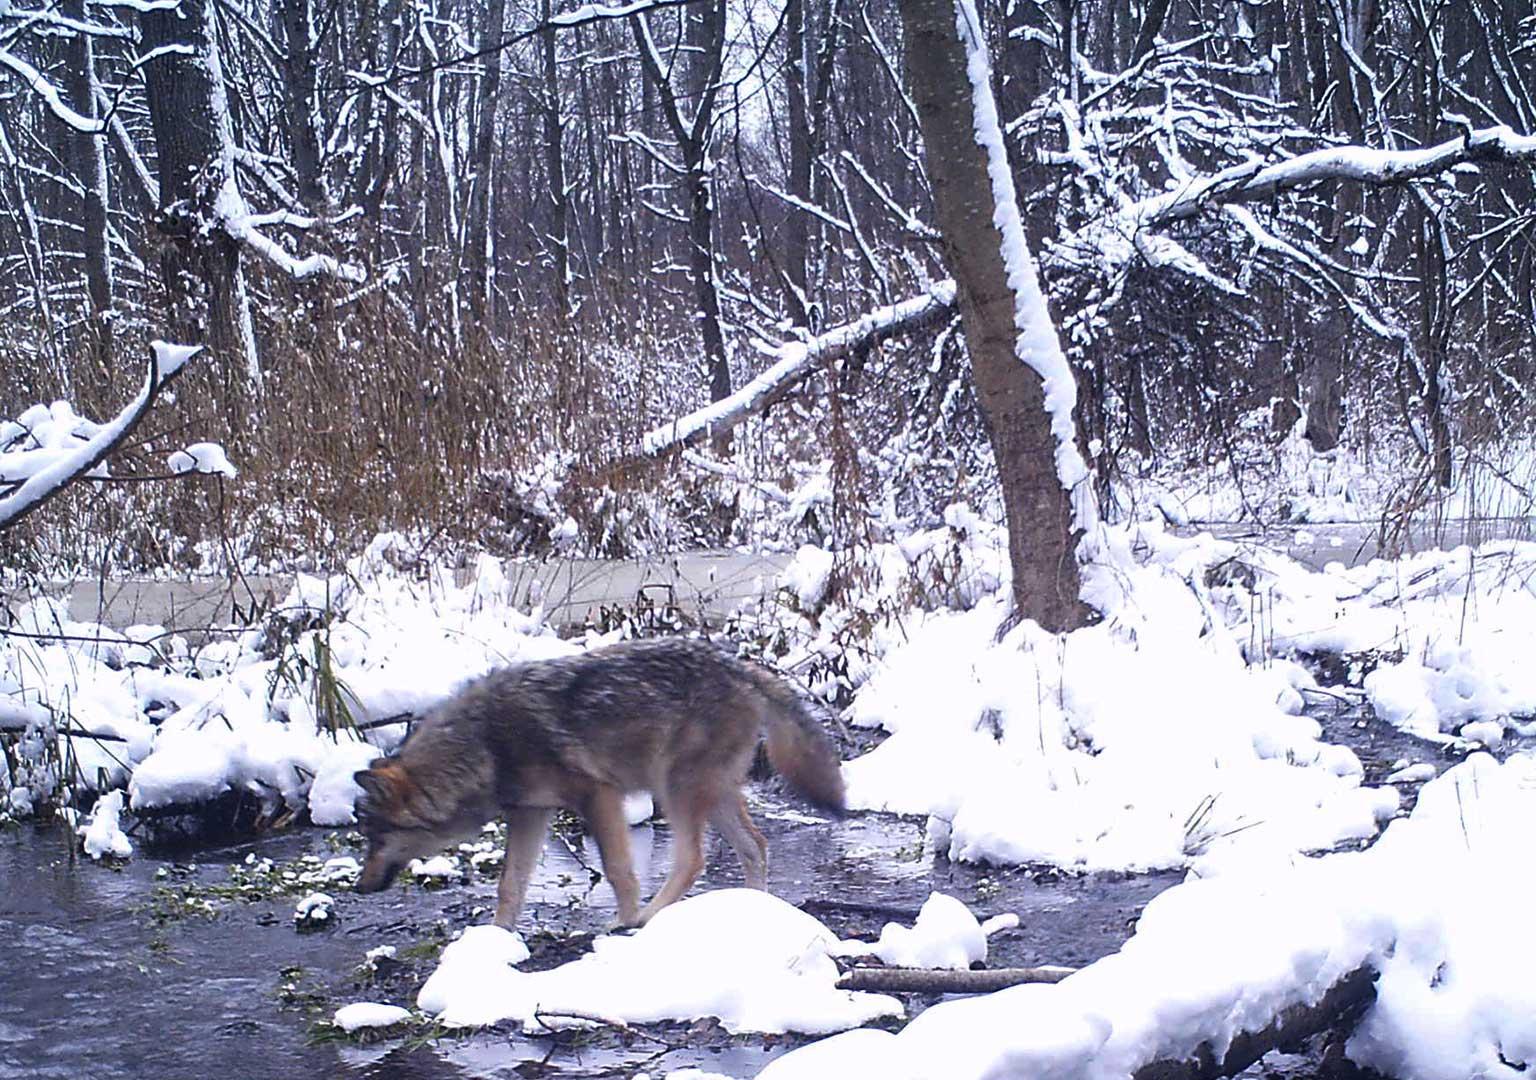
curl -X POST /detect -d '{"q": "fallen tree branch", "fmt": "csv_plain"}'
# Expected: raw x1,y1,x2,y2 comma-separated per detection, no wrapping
0,342,202,533
1133,965,1378,1080
836,965,1076,994
597,282,957,479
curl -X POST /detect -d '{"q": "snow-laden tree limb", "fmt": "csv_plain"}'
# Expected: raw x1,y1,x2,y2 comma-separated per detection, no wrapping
0,47,106,133
1143,125,1536,229
627,281,957,461
0,342,203,532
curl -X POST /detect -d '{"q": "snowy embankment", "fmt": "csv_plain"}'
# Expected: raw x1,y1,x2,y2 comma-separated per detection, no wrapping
795,520,1536,875
1,533,575,821
756,753,1536,1080
5,518,1535,879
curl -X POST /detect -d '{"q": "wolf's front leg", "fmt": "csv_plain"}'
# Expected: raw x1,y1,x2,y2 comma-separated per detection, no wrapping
583,786,642,928
494,807,553,930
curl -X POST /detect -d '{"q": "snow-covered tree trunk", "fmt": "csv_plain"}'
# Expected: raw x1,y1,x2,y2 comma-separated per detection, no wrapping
898,0,1096,633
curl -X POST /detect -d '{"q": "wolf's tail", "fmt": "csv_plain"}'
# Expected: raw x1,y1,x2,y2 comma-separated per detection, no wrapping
747,667,847,815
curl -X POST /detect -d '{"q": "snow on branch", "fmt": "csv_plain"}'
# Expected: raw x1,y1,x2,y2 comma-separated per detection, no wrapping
0,343,229,533
0,48,106,134
625,281,958,463
214,180,365,284
1145,125,1536,228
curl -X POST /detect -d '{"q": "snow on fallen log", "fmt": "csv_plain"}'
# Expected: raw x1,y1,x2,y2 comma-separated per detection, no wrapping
758,754,1536,1080
627,281,957,462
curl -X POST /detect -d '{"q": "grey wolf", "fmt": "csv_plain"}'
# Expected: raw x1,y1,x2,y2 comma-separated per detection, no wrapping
352,637,845,929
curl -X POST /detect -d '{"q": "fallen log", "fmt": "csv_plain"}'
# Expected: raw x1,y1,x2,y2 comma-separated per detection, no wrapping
1133,965,1378,1080
836,965,1076,994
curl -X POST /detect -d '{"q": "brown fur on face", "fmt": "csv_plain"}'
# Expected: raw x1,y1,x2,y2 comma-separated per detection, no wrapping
349,638,845,928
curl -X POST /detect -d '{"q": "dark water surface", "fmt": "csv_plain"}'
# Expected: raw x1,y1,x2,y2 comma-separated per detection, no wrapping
0,793,1183,1080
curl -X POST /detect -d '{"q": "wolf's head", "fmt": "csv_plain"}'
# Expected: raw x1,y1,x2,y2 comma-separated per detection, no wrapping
352,757,477,894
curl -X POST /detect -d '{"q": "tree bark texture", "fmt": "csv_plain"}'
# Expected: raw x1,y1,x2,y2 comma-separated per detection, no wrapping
898,0,1089,633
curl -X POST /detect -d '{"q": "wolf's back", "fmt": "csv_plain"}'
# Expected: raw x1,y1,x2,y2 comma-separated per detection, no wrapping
743,664,846,815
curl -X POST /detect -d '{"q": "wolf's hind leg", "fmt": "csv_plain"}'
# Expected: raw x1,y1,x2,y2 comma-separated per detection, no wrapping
636,787,709,926
495,807,553,929
711,792,767,890
584,785,643,929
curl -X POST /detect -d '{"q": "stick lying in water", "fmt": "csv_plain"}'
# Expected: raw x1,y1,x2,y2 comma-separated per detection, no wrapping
835,965,1076,994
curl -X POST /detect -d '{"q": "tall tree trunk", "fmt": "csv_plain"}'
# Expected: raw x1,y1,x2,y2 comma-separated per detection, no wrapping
783,0,812,327
465,0,508,327
63,0,113,370
632,0,731,402
281,0,326,209
539,0,571,319
899,0,1090,632
141,0,261,390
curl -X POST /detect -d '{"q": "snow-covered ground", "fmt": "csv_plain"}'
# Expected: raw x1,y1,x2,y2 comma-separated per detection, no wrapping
1,532,577,821
7,518,1536,1079
754,752,1536,1080
5,520,1535,875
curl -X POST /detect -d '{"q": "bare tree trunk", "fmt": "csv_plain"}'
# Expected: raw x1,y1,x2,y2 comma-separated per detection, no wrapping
465,0,508,327
783,0,812,326
539,0,571,318
63,0,114,370
281,0,326,209
141,0,261,390
899,0,1089,633
632,0,732,402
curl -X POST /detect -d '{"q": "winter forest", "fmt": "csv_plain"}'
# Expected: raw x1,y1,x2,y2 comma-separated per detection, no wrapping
4,0,1536,1077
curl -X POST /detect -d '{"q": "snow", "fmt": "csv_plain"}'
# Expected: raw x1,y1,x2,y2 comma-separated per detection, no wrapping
416,890,903,1033
782,544,835,609
833,892,987,971
78,790,132,860
760,754,1536,1080
167,442,238,478
3,532,574,827
407,855,459,881
0,345,228,531
841,583,1388,872
331,1003,410,1031
293,891,335,924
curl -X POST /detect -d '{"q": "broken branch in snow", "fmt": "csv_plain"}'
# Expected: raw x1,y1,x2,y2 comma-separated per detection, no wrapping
1133,965,1378,1080
835,965,1077,994
0,342,202,533
602,282,957,475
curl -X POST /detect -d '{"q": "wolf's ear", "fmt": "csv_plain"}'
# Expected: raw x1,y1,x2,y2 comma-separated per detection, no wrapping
354,768,392,803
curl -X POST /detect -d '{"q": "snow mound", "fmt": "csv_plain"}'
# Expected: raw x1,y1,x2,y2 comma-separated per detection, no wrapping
416,890,903,1034
759,753,1536,1080
844,582,1392,873
78,790,132,860
332,1003,411,1032
835,892,986,971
